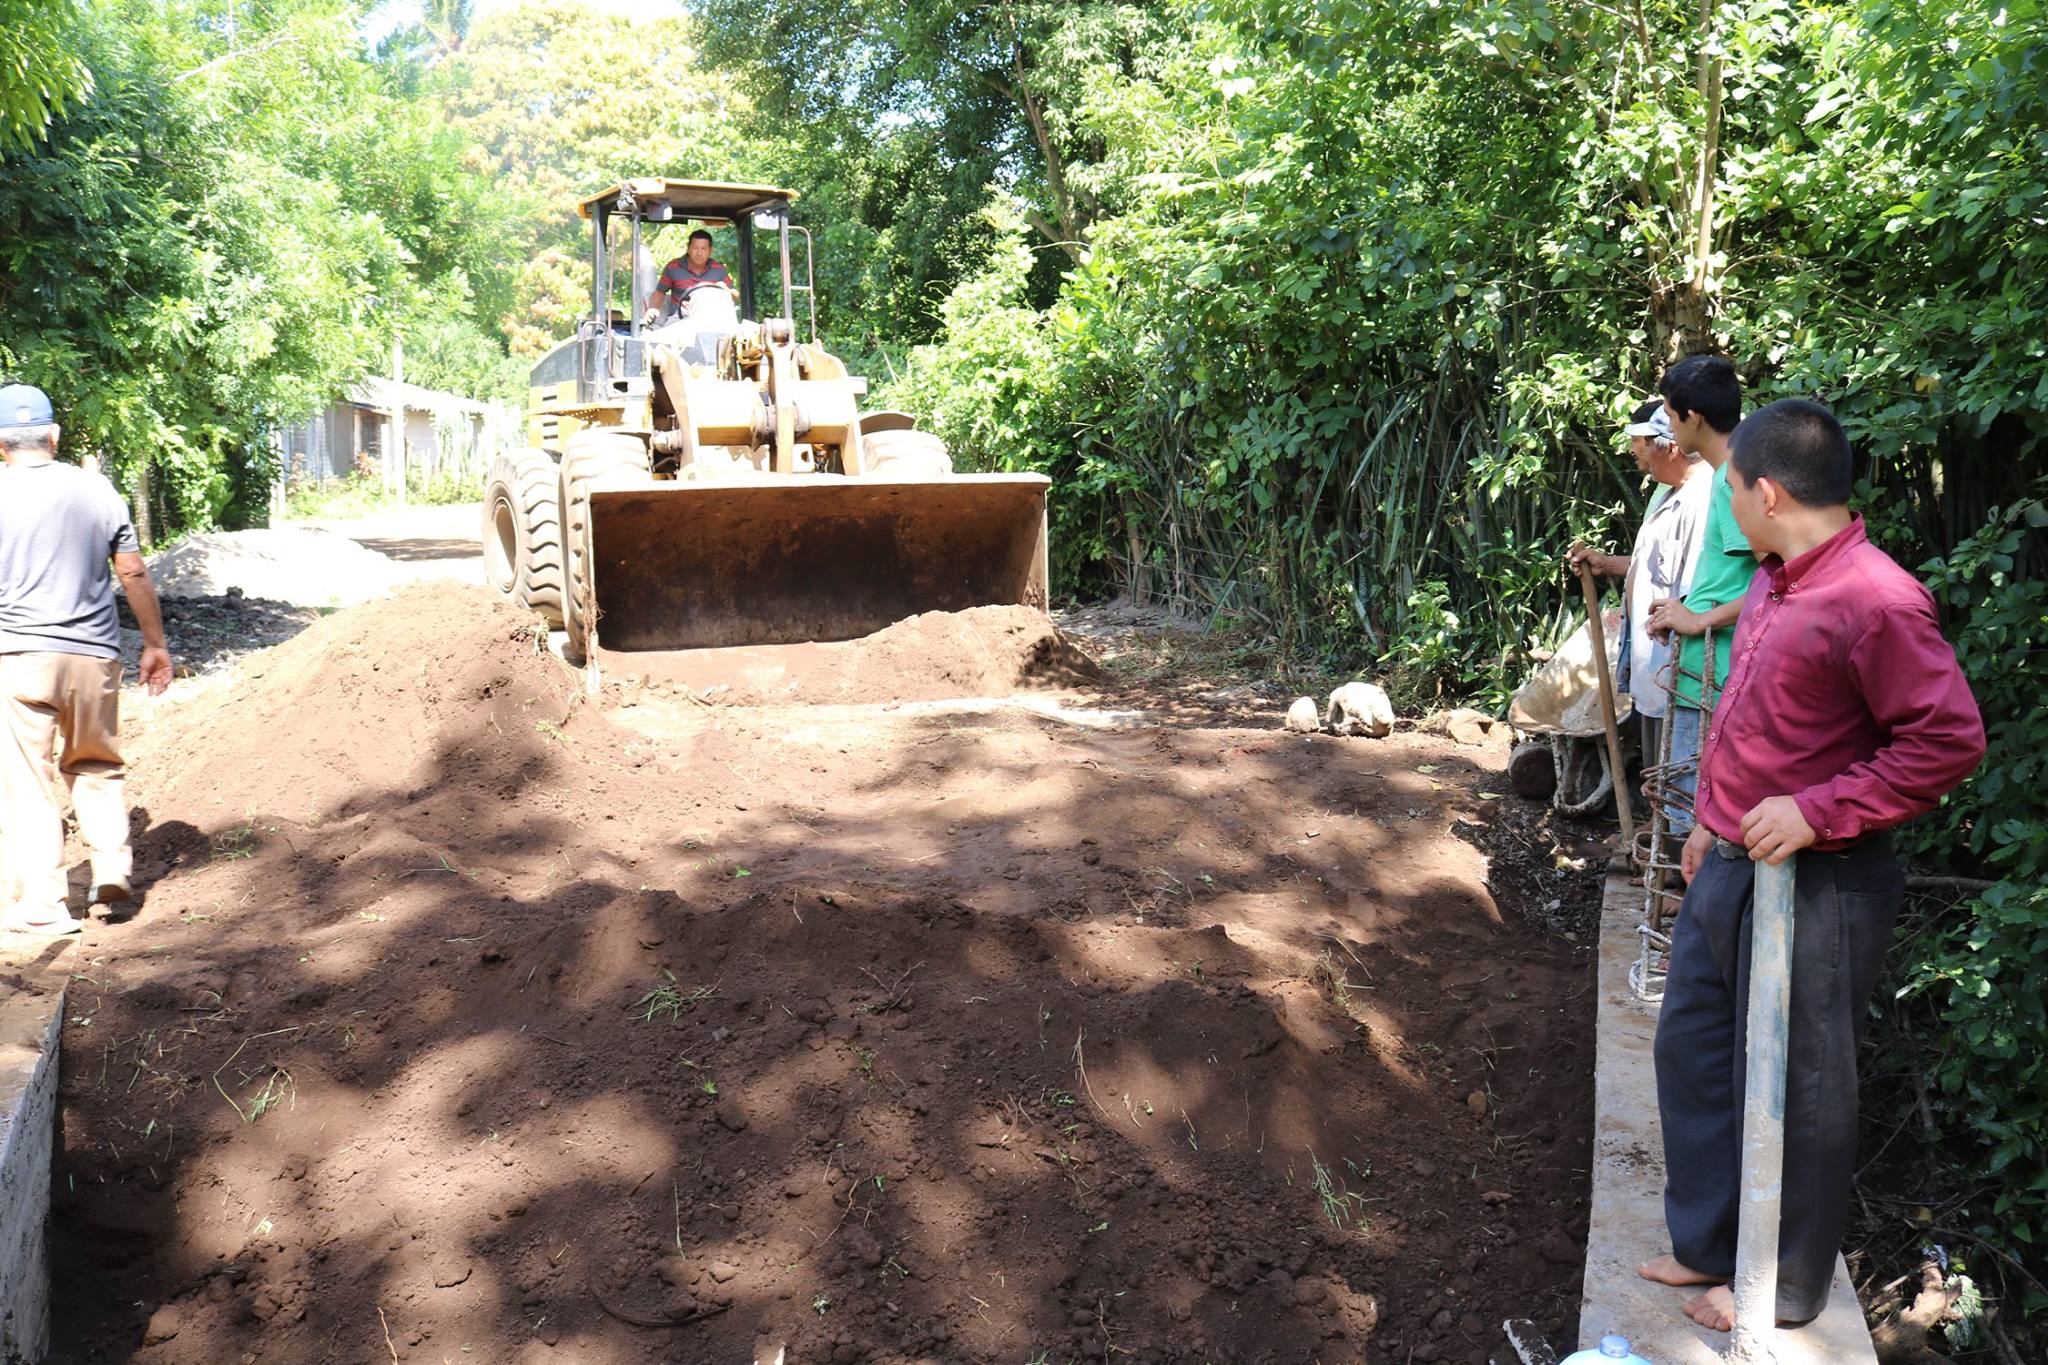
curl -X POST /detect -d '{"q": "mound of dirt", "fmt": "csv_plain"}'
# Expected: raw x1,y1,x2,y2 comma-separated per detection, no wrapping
126,582,585,827
147,527,407,606
48,586,1596,1365
612,603,1105,705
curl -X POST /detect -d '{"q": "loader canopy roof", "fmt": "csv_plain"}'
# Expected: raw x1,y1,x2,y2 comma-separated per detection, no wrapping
577,179,799,224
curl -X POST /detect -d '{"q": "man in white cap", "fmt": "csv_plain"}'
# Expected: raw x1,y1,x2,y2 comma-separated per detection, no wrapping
1568,397,1714,829
0,384,174,935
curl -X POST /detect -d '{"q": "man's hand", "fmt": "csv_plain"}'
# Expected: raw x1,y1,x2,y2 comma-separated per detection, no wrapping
1647,596,1707,641
1740,796,1817,865
137,644,173,696
1566,546,1626,578
113,553,172,696
1680,823,1713,884
641,306,664,329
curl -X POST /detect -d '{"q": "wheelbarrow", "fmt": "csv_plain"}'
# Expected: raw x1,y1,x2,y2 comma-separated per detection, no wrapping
1506,607,1633,818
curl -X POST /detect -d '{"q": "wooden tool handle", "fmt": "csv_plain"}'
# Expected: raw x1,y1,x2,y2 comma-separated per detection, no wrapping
1575,558,1636,851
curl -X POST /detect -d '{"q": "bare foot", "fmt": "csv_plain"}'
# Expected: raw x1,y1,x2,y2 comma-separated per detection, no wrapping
1684,1284,1734,1331
1638,1254,1725,1288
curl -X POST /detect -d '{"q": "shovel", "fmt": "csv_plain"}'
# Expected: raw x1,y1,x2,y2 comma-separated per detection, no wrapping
1571,546,1636,853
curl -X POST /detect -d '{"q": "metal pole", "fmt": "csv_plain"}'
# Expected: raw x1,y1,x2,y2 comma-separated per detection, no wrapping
779,219,794,322
1572,550,1637,852
1727,855,1795,1362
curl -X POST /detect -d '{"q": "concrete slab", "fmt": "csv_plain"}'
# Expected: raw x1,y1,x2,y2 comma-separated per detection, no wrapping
1578,870,1875,1363
0,983,63,1364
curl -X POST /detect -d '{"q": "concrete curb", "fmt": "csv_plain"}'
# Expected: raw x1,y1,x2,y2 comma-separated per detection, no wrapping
0,985,63,1365
1577,868,1875,1362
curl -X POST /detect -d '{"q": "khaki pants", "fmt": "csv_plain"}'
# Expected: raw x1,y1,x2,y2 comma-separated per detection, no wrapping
0,651,130,918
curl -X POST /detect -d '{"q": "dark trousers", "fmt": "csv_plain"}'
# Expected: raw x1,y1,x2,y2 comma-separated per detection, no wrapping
1653,835,1902,1323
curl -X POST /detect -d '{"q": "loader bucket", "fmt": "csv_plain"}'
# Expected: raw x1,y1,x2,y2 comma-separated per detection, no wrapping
583,472,1052,653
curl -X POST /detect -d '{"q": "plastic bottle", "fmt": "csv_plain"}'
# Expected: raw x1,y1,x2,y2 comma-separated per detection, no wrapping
1559,1334,1652,1365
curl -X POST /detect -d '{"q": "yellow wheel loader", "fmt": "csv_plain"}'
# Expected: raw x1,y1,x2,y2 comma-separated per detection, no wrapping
480,179,1050,666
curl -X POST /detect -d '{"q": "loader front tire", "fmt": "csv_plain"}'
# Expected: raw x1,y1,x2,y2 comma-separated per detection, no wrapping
860,428,952,477
481,450,564,626
559,429,654,663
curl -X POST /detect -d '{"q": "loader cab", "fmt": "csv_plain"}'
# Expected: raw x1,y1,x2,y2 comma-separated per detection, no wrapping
526,178,807,445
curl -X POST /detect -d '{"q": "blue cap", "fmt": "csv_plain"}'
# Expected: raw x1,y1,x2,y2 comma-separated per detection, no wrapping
1624,405,1673,443
0,384,54,430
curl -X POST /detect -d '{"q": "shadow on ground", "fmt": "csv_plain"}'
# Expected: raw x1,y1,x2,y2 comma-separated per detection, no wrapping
44,595,1596,1365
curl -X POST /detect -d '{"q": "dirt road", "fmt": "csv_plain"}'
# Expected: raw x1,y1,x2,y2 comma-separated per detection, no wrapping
290,503,484,585
32,566,1598,1365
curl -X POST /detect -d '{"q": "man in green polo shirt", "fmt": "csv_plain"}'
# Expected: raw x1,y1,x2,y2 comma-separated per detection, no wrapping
1644,354,1752,831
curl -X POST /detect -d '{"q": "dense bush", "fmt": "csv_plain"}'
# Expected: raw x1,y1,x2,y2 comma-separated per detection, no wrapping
1890,492,2048,1289
883,0,2048,1300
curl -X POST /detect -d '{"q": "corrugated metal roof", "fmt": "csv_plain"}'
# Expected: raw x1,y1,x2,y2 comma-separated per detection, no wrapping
347,376,493,415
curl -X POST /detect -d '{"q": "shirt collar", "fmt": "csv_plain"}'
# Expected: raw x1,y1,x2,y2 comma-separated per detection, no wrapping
1760,514,1866,594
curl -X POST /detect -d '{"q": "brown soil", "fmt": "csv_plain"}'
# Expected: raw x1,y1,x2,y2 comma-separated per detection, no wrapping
604,605,1103,706
42,584,1596,1365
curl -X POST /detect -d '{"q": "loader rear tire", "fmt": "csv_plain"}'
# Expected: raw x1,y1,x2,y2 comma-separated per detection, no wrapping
861,428,951,477
481,450,564,626
559,429,654,663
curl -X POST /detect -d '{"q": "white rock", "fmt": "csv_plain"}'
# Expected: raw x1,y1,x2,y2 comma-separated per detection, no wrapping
1325,681,1394,738
1283,695,1322,733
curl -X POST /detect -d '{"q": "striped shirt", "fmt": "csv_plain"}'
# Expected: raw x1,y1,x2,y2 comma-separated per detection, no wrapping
652,257,732,308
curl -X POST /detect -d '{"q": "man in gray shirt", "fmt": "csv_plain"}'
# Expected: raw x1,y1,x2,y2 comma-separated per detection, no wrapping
0,384,173,935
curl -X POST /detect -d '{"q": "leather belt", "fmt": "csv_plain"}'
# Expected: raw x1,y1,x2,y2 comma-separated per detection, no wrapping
1713,833,1886,862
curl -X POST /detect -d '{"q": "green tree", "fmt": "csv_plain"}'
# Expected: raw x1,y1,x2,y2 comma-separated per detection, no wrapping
0,0,94,151
429,0,773,352
0,0,525,531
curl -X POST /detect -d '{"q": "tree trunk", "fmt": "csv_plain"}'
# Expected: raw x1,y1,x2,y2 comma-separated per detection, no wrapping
132,459,153,548
1651,0,1725,360
1010,47,1087,263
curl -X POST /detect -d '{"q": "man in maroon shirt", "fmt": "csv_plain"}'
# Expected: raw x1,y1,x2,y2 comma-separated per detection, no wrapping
1637,399,1984,1332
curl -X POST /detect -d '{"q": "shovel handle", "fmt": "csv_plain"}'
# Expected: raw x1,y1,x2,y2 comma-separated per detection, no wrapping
1572,546,1636,851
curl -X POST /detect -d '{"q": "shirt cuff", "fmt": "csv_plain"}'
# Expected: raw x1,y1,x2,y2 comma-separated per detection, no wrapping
1793,786,1851,845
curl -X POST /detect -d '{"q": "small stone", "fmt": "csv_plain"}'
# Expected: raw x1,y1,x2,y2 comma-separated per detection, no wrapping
1466,1090,1488,1118
1284,696,1321,733
1325,681,1394,738
141,1306,180,1345
1537,1228,1580,1264
716,1102,750,1132
707,1260,739,1284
